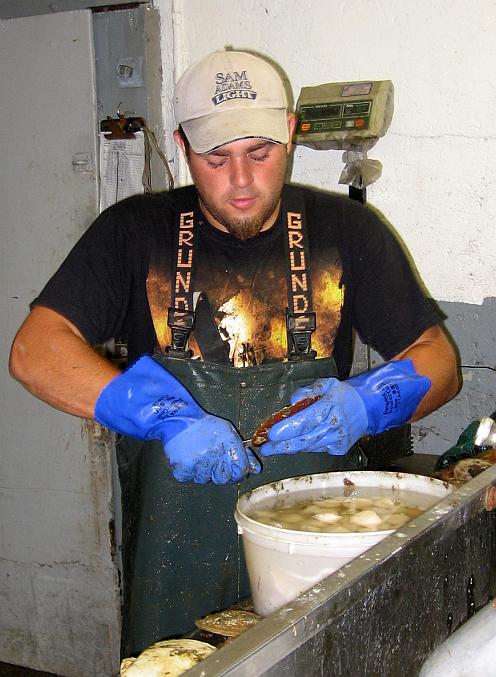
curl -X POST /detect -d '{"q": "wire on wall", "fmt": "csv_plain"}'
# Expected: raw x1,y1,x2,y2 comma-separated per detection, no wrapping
143,124,174,192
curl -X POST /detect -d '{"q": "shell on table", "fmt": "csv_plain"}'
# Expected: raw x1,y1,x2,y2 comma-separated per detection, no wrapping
120,638,216,676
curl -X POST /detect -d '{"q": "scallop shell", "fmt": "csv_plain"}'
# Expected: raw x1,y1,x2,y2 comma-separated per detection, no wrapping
195,609,261,637
120,639,216,676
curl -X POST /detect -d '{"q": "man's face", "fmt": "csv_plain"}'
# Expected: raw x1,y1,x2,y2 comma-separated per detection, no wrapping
174,115,296,240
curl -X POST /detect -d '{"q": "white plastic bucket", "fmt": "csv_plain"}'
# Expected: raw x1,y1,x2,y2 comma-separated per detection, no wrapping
235,471,452,616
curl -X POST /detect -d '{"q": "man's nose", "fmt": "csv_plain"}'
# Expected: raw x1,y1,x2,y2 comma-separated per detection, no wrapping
230,156,253,189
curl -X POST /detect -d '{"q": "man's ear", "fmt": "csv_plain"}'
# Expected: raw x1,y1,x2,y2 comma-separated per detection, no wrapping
173,129,186,155
286,113,297,154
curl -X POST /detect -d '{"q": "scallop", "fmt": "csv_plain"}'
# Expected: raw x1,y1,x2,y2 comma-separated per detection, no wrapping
349,510,384,528
346,498,374,509
370,507,392,517
386,513,410,528
302,503,327,514
252,510,278,524
374,497,397,508
313,511,342,524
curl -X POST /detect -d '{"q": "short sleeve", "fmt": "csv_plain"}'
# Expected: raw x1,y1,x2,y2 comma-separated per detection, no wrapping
346,202,442,359
31,197,146,346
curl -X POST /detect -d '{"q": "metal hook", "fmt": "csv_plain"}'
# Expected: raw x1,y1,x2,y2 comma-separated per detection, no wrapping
116,102,137,119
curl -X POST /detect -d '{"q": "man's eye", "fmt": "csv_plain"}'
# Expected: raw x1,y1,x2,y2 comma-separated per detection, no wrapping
206,158,227,169
249,151,270,162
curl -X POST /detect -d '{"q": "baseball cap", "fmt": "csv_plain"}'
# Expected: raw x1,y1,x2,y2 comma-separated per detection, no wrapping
174,49,289,153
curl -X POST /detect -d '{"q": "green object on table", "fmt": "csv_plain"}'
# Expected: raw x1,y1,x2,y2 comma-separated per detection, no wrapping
434,421,480,471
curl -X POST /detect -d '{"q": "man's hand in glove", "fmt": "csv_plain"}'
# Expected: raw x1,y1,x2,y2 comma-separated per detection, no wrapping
259,359,431,457
94,356,261,484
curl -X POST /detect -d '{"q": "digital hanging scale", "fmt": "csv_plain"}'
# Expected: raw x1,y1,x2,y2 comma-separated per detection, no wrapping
295,80,394,150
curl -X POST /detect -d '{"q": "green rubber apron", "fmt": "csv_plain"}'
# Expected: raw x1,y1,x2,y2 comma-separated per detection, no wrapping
117,187,365,656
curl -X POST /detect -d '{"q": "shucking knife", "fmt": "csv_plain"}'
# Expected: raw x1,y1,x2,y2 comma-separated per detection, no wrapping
243,395,322,449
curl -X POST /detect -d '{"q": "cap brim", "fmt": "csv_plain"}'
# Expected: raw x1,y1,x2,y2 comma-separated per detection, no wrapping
181,108,289,154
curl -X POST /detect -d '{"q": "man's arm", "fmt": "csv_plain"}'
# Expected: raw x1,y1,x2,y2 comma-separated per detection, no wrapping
9,305,120,419
393,324,461,421
259,323,461,458
9,305,261,484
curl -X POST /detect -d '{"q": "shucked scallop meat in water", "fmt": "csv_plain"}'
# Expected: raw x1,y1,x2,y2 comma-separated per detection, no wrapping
249,491,424,533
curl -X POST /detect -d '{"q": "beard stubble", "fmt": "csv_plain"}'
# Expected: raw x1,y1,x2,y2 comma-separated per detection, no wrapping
198,191,282,241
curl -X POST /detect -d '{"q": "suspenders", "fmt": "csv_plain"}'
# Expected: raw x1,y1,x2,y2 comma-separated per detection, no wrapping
283,190,317,361
166,186,317,362
166,207,198,358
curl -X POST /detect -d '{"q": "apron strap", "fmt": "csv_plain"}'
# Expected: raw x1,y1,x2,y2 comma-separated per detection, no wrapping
165,195,230,363
166,202,198,357
282,186,317,361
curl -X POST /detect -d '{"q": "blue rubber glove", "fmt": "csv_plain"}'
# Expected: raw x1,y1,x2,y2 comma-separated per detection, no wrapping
94,356,261,484
259,359,431,457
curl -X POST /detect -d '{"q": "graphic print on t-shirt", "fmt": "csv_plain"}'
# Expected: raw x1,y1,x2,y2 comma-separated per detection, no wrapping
146,217,344,367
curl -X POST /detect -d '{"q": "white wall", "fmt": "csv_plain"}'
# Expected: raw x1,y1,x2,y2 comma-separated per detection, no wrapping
157,0,496,307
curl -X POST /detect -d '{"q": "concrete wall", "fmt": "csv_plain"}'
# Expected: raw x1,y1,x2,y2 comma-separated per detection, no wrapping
0,10,120,675
157,0,496,452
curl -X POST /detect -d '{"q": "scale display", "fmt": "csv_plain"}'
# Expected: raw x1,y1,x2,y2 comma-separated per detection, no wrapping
297,100,372,135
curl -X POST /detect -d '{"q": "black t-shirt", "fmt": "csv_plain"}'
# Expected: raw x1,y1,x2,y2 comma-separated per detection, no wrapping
32,184,441,378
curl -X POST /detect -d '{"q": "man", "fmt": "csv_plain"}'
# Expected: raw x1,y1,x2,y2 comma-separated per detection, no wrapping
9,49,459,655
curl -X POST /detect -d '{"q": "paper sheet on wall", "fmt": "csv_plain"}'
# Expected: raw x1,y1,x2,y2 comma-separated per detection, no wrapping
99,131,145,213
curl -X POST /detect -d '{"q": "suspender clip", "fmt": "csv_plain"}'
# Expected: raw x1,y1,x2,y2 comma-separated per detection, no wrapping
165,307,195,358
286,310,317,361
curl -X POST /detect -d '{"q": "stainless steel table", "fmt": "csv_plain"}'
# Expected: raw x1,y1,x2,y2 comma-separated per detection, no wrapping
188,466,496,677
